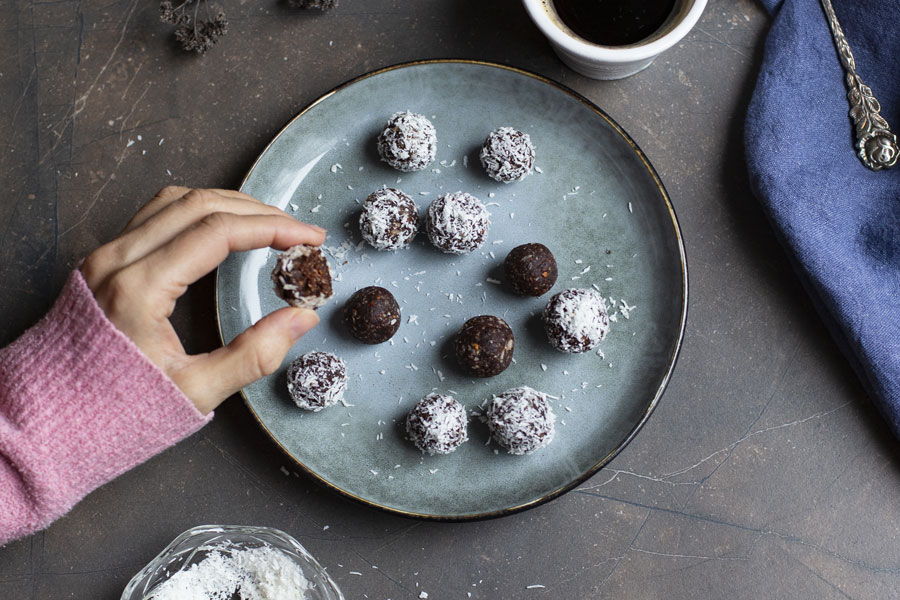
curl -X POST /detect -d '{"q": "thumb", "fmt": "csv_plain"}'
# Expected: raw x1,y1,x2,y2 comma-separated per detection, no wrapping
177,307,319,414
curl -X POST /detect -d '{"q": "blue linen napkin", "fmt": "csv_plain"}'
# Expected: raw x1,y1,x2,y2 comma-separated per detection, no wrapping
745,0,900,437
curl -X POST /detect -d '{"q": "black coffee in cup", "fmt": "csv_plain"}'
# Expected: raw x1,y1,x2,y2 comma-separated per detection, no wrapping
552,0,678,46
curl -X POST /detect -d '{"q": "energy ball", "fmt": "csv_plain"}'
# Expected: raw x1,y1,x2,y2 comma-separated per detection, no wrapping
377,111,437,172
487,386,556,455
455,315,514,377
343,286,401,344
359,188,419,250
271,244,333,309
543,288,610,353
479,127,535,183
406,393,469,455
286,351,347,411
425,192,490,254
504,243,558,296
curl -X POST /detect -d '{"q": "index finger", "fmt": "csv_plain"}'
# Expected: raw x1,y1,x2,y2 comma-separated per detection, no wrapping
123,187,267,233
138,212,327,295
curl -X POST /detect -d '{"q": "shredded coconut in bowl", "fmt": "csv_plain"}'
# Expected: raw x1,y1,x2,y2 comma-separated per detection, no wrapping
146,544,311,600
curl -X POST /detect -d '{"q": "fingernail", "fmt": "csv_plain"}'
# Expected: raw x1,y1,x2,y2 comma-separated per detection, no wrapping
290,309,319,341
308,224,327,234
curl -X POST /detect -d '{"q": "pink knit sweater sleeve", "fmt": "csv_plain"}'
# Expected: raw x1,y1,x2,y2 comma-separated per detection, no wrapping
0,270,211,545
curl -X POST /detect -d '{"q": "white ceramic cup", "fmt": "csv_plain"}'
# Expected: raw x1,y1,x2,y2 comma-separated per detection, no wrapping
522,0,708,80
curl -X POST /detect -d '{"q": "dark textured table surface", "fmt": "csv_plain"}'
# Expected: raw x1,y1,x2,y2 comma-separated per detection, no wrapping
2,1,899,599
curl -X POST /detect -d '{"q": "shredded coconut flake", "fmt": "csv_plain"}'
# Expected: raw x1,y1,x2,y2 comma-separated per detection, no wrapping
146,544,311,600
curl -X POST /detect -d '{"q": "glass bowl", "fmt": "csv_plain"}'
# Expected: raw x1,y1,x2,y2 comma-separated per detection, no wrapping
121,525,343,600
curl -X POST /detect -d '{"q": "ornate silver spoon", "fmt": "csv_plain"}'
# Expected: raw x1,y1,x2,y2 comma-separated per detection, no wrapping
820,0,898,170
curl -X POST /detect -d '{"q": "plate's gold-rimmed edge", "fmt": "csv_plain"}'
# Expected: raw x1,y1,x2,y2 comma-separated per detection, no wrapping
215,58,688,522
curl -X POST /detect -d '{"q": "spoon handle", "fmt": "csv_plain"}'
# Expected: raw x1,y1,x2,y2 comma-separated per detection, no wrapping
820,0,898,170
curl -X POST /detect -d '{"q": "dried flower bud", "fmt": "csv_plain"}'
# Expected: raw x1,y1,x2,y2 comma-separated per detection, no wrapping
161,1,228,55
288,0,338,9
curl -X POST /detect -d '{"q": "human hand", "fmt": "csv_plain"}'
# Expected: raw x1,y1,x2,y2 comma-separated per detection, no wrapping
80,187,326,415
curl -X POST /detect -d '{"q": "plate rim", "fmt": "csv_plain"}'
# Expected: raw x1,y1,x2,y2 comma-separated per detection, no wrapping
216,58,689,521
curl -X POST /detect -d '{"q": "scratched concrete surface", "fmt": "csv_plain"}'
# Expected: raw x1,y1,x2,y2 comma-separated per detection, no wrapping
1,1,899,599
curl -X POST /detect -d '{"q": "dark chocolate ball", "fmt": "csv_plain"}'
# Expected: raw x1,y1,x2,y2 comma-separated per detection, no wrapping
343,286,401,344
425,191,490,254
504,243,558,296
543,288,610,353
479,127,535,183
286,351,347,411
454,315,514,377
377,111,437,172
487,386,556,455
271,244,333,309
359,188,419,251
406,393,468,455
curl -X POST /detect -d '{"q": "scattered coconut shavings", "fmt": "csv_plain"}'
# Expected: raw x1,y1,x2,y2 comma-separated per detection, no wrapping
486,278,501,284
628,202,633,213
580,265,591,274
289,203,298,212
463,155,469,167
408,315,419,325
534,166,543,173
541,364,548,371
310,204,322,213
330,163,342,173
527,585,546,589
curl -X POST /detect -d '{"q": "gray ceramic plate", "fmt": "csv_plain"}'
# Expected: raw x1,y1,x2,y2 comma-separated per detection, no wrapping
217,60,687,520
